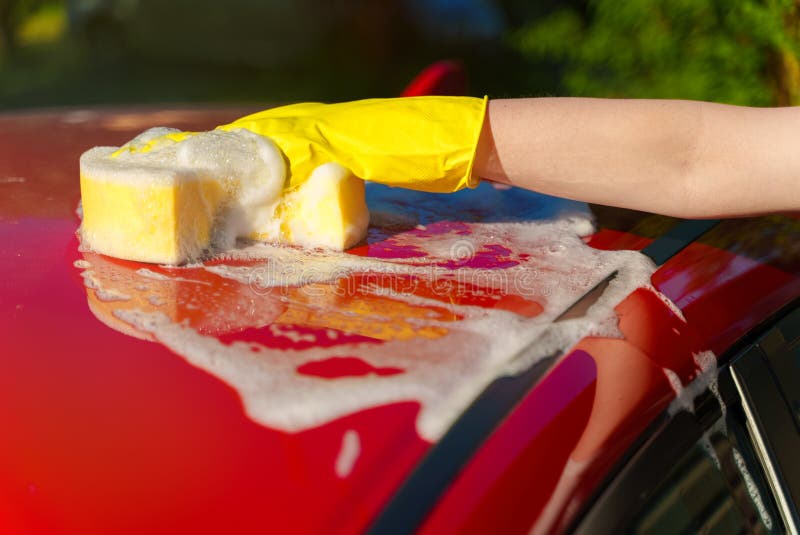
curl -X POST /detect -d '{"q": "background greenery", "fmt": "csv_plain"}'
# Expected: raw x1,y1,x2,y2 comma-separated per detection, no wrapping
515,0,800,105
1,0,799,109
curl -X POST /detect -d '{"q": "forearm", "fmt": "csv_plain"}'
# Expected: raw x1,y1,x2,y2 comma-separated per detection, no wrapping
474,97,800,218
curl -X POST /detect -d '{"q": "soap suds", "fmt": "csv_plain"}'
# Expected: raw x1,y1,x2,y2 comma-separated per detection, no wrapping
147,294,165,307
94,288,132,302
73,185,688,443
112,306,549,439
732,447,774,530
80,126,368,263
663,368,686,410
696,350,727,434
136,268,211,286
77,263,132,303
76,212,667,440
652,288,687,322
334,430,361,478
269,323,317,344
698,417,727,471
667,350,719,416
174,128,285,239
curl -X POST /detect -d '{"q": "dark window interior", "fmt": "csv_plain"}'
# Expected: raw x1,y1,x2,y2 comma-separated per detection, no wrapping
631,421,778,535
573,301,800,535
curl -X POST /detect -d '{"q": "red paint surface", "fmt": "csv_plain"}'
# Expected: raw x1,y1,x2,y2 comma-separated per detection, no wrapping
297,357,405,378
586,228,653,252
417,222,798,534
2,108,797,535
418,350,599,535
0,109,431,535
652,241,800,355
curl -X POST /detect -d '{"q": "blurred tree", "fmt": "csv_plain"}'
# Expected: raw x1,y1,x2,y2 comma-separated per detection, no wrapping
513,0,800,105
0,0,44,58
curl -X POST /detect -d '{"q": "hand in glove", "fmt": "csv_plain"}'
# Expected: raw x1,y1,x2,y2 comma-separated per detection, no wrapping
218,95,488,193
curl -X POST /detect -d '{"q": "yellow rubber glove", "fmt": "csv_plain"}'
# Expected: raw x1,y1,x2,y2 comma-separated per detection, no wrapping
217,96,488,193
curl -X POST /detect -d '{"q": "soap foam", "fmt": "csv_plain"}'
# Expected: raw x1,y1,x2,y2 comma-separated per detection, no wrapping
205,219,656,379
76,261,132,302
136,268,211,286
667,349,719,417
74,178,707,444
80,126,370,262
334,430,361,478
80,251,286,337
74,206,679,441
732,447,774,530
174,128,286,239
112,306,541,440
698,417,726,471
79,127,289,262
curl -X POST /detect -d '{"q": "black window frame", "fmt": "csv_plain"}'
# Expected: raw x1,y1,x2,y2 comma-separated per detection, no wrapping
571,299,800,534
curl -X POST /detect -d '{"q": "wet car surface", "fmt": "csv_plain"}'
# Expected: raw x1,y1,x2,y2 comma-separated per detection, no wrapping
1,106,798,534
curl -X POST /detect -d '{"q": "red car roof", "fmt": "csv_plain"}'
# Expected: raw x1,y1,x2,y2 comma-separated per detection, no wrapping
1,107,798,535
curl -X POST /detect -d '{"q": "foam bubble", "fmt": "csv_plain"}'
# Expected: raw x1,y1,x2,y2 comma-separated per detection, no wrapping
697,417,727,471
651,287,687,322
147,294,165,307
136,268,210,286
175,128,286,238
269,324,317,344
667,350,719,416
732,447,774,530
334,430,361,478
120,127,183,151
94,288,132,302
698,434,720,471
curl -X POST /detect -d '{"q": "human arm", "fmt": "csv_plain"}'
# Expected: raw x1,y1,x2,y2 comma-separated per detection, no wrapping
474,98,800,218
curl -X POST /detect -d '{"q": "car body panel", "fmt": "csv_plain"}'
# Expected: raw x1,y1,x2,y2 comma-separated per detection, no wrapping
418,221,799,534
1,107,797,535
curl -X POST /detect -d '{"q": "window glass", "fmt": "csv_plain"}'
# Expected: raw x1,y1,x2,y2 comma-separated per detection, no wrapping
632,419,780,535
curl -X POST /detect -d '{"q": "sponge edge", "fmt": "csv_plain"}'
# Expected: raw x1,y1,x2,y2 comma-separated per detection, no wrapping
79,128,370,264
80,146,229,264
273,163,369,251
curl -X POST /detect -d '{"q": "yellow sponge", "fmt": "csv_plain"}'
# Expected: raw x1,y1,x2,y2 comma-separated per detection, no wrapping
79,128,369,264
80,148,228,264
269,163,369,250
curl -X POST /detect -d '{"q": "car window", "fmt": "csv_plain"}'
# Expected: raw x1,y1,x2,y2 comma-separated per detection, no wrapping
757,308,800,435
631,421,778,535
573,302,800,535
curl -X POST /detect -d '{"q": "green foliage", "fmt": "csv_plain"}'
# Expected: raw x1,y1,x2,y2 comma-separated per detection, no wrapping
513,0,800,105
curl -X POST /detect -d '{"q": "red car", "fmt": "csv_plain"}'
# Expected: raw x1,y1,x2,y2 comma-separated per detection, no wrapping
1,78,799,533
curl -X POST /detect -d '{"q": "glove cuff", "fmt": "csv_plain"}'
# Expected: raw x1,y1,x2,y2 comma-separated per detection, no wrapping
463,95,489,190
